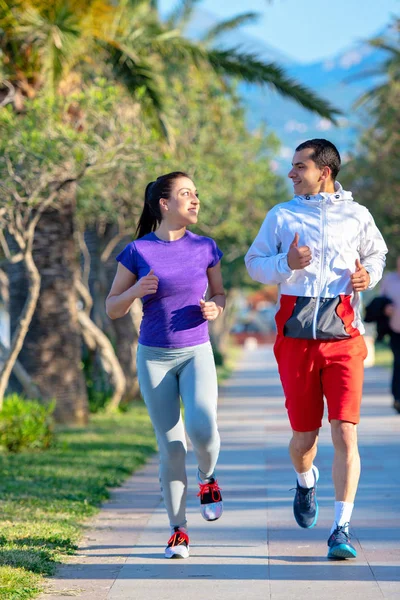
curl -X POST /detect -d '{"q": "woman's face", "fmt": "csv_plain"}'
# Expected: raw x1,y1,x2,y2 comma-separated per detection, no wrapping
161,177,200,226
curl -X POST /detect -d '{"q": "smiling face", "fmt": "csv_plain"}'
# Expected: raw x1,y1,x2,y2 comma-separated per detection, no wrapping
160,176,200,226
288,148,333,195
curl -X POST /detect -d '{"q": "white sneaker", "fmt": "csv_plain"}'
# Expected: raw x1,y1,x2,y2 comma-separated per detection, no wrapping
197,472,223,521
164,527,190,559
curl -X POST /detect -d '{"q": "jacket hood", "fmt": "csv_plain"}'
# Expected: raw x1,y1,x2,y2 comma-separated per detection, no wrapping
294,181,353,203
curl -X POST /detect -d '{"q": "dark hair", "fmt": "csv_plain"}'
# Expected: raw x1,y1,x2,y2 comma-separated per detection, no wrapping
295,138,341,179
136,171,190,239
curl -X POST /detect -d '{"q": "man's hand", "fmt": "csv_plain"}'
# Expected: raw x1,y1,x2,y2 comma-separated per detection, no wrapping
200,299,220,321
351,259,370,292
133,269,159,298
287,232,312,270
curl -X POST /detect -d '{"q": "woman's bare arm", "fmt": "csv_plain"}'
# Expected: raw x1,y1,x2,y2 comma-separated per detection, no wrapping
105,264,158,319
200,262,226,321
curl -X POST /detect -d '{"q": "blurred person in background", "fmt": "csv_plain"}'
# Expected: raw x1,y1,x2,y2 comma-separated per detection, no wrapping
381,256,400,413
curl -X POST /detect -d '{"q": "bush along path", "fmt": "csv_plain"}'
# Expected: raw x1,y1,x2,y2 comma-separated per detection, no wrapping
0,403,156,600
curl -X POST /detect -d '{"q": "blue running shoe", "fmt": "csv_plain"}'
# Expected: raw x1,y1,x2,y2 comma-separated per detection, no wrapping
327,524,357,560
293,465,319,529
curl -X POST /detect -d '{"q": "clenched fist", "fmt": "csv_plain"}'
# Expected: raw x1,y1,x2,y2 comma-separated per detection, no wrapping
287,232,312,270
351,259,370,292
133,269,159,298
200,299,220,321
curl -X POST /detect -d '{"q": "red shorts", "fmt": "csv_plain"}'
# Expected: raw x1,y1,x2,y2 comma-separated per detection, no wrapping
273,335,368,432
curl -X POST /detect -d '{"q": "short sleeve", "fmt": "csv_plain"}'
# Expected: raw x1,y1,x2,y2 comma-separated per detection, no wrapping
208,238,223,268
116,242,138,276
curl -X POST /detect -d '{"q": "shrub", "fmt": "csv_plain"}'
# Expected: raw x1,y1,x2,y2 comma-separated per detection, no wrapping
0,395,55,453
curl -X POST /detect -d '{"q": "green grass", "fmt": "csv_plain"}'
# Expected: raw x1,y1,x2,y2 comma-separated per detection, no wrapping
374,342,394,369
0,404,156,600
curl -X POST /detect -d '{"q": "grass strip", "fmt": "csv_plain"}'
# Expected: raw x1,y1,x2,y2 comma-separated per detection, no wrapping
0,403,156,600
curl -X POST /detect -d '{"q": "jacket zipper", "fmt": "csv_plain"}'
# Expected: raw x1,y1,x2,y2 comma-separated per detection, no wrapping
312,198,327,339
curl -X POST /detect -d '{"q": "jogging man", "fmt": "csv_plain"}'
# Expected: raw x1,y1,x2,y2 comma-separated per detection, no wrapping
245,139,387,559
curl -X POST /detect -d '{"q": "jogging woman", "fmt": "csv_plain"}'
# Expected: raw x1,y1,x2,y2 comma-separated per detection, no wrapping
106,171,225,559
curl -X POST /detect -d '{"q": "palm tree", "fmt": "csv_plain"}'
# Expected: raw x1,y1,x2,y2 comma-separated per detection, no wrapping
352,18,399,108
0,0,340,119
1,0,340,423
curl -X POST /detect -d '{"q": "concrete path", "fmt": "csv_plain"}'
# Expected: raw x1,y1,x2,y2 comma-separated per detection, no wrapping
40,346,400,600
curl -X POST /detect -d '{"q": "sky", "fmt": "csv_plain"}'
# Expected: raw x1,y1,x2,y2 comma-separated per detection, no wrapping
159,0,399,63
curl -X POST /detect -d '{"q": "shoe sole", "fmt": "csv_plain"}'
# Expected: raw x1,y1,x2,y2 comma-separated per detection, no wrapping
294,500,319,529
165,545,190,559
327,544,357,560
201,501,223,522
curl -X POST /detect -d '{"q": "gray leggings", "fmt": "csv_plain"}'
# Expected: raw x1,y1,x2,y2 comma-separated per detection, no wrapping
137,341,221,529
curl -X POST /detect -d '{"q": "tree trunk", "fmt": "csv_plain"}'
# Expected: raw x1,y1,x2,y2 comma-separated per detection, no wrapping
0,250,41,406
110,307,140,402
8,187,89,424
103,229,141,402
0,340,41,399
86,224,141,403
77,310,126,410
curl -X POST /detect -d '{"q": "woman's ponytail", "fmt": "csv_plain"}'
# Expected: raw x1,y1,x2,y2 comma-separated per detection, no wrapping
135,181,160,239
135,171,190,239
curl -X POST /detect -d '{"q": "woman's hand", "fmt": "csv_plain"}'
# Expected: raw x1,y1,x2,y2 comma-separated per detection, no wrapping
200,299,221,321
133,269,159,298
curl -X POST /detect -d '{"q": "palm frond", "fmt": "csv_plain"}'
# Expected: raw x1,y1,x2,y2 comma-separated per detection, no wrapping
101,40,169,138
354,82,390,109
152,37,340,121
202,13,260,44
368,38,400,58
351,21,400,108
343,67,387,84
166,0,202,28
206,47,341,121
14,4,81,90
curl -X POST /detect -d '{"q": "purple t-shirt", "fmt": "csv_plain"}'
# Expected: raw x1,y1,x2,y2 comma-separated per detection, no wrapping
116,230,223,348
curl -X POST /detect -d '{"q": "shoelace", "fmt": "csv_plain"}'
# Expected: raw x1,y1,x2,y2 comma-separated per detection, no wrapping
291,485,315,508
331,523,351,541
197,479,221,502
167,530,189,547
298,486,315,508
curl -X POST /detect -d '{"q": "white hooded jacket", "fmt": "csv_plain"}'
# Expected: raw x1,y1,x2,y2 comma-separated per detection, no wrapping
245,182,388,339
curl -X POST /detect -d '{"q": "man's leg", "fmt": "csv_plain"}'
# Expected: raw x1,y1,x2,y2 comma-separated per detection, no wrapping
389,332,400,411
274,336,324,529
289,429,320,528
322,336,367,559
289,429,319,474
330,420,360,504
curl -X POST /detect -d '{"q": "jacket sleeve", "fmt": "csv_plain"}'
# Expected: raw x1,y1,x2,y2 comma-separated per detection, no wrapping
359,210,388,290
245,208,295,284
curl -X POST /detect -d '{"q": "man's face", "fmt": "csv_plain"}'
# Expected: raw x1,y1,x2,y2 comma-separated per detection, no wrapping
288,148,326,195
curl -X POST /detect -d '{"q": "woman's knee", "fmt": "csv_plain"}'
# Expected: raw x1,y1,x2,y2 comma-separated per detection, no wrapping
187,421,220,451
159,440,187,465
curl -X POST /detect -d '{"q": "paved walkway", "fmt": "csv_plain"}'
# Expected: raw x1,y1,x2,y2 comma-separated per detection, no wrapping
40,346,400,599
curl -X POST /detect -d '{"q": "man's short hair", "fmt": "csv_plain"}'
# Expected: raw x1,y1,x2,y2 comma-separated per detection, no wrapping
295,139,341,179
